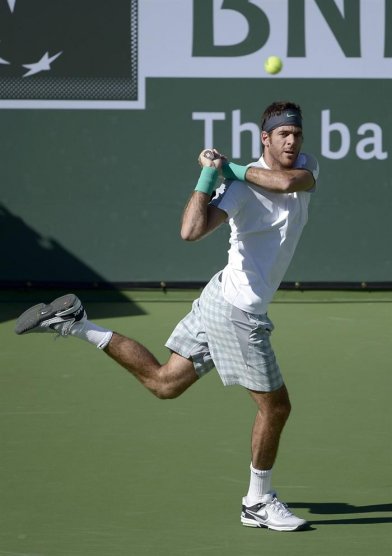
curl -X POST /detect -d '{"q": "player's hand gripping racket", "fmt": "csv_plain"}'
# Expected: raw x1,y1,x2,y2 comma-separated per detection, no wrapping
203,149,221,160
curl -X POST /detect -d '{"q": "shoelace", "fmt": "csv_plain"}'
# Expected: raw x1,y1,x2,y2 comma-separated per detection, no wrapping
53,318,76,337
269,497,293,518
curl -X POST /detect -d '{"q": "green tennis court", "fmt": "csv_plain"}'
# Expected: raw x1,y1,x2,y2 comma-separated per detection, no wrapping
1,289,391,556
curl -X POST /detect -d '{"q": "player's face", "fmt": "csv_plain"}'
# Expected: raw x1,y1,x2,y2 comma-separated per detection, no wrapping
262,126,303,169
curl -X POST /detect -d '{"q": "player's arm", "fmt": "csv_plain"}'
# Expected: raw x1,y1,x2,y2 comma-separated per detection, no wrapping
222,152,318,193
244,166,315,193
181,194,227,242
181,149,227,242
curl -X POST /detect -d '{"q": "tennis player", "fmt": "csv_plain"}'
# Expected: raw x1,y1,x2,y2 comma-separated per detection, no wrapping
15,100,319,532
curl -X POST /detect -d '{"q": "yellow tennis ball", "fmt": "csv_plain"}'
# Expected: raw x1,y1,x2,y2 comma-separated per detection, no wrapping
264,56,283,75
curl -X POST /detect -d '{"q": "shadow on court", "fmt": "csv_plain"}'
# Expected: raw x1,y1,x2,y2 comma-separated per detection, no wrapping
0,204,146,323
290,501,392,526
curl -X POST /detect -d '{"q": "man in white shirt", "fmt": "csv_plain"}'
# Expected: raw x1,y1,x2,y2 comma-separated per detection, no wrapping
15,101,319,532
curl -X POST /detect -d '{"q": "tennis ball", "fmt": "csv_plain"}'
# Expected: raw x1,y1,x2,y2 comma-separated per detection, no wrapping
264,56,283,75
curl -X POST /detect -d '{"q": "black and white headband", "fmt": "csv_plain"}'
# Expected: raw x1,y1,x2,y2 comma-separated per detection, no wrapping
262,110,302,133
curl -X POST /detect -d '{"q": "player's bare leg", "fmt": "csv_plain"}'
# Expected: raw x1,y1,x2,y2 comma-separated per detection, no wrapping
241,385,306,531
248,385,291,470
104,332,199,399
14,294,199,399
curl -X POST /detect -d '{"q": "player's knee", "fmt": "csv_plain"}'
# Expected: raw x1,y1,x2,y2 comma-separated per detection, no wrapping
151,382,183,400
274,398,291,423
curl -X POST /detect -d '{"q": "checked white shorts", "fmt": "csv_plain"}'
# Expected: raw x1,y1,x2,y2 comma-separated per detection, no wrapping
165,272,283,392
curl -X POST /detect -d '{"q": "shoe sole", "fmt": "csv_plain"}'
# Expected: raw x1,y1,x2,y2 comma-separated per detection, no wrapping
15,294,81,335
241,517,306,532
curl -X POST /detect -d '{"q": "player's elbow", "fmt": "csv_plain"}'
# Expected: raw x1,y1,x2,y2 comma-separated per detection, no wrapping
279,175,297,192
180,226,201,242
181,231,195,242
279,175,313,193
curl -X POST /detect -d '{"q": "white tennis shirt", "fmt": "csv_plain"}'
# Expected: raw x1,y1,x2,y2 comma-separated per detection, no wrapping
210,153,319,314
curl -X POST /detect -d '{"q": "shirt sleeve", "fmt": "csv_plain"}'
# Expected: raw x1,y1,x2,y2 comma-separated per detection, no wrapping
294,152,320,181
209,180,249,219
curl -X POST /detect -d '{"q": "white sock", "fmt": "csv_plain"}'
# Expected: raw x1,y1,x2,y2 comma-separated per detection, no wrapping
245,463,273,505
69,320,113,350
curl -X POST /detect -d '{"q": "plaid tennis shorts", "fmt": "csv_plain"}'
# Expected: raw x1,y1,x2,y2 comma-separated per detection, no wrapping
165,272,283,391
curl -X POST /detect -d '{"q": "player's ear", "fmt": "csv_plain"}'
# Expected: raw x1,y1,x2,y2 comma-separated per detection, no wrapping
261,131,269,148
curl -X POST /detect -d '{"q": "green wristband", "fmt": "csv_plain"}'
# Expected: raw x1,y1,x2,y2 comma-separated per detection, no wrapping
194,167,219,195
222,162,248,181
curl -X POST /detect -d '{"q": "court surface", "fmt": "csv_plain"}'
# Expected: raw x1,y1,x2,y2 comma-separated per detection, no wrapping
1,289,391,556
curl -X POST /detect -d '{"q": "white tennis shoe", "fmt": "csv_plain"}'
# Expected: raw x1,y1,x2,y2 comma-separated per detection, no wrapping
241,491,307,531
